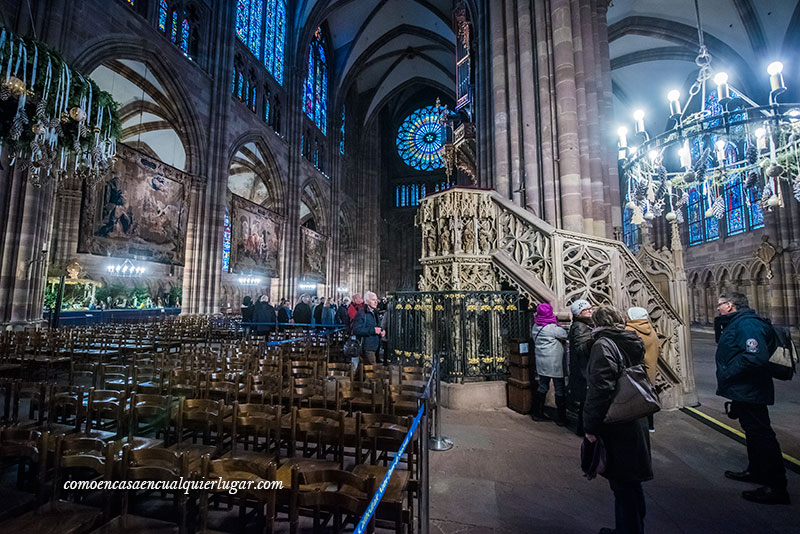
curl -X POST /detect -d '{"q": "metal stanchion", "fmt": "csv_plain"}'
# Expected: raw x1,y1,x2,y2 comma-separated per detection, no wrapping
428,352,453,451
419,396,430,534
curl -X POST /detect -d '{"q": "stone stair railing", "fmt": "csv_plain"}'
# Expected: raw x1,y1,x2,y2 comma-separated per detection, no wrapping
416,187,696,409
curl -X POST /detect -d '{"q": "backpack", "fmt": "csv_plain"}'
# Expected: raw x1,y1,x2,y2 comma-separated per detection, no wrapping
768,325,798,381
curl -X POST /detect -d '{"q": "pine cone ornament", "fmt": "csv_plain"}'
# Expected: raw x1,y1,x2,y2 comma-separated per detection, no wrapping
656,165,667,183
694,148,710,181
793,177,800,203
35,99,47,120
760,184,773,209
651,200,664,217
634,180,649,202
746,145,758,165
675,210,685,224
675,191,689,208
745,171,759,189
655,179,667,199
713,196,725,219
0,84,9,101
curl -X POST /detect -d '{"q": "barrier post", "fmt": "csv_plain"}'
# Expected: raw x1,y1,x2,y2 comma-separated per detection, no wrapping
428,352,453,451
419,395,430,534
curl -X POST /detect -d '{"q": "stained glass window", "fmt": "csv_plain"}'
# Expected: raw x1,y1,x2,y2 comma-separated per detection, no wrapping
704,184,720,241
127,0,135,5
434,182,451,193
623,207,641,253
236,0,248,43
303,28,328,134
248,0,262,58
340,106,345,155
181,18,190,55
171,11,178,42
264,88,271,124
687,187,704,246
262,0,286,85
251,86,257,112
395,184,430,207
396,106,446,171
724,177,745,236
159,0,168,32
237,72,244,100
747,186,764,229
222,208,231,272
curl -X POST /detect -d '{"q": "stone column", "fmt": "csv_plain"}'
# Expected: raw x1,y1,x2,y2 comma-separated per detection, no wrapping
489,0,510,199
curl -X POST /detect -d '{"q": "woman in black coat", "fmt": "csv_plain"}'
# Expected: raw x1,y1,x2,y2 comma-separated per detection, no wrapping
241,296,254,338
252,294,276,336
584,306,652,534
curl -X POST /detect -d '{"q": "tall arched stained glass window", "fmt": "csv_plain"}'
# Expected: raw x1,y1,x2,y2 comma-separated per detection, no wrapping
171,11,178,42
264,0,286,85
687,186,704,246
236,0,249,43
396,106,445,171
248,0,262,58
303,28,327,134
181,18,190,55
222,208,231,272
158,0,168,32
340,105,345,155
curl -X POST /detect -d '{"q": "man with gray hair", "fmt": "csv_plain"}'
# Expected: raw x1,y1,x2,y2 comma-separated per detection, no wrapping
352,291,383,365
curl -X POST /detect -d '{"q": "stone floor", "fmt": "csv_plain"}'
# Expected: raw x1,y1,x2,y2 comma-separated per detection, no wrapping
428,329,800,534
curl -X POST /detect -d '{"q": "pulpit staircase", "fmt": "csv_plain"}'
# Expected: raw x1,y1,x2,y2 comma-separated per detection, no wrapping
415,188,697,409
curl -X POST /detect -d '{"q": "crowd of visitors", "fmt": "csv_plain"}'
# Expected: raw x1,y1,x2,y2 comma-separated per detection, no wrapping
530,292,790,534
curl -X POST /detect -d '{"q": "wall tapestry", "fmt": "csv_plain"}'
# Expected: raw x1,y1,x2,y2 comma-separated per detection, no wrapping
230,195,283,277
301,226,327,282
78,144,190,265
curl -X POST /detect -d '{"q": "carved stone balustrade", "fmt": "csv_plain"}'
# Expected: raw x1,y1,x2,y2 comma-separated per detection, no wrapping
416,187,697,409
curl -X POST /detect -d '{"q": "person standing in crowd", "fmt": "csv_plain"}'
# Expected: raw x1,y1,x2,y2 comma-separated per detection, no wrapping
337,297,352,331
584,306,652,534
310,296,320,327
349,293,364,325
626,307,660,433
714,292,789,505
321,297,335,328
293,294,312,326
241,295,254,339
568,299,594,436
530,302,569,425
252,294,276,336
313,296,324,328
353,291,383,365
277,298,291,329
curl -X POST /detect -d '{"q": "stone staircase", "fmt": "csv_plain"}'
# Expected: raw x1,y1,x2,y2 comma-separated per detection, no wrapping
415,188,696,409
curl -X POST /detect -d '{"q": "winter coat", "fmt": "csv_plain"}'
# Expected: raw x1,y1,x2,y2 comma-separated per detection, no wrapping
241,304,254,324
293,302,312,326
568,316,594,403
252,302,276,335
531,323,568,378
336,305,350,329
348,303,362,324
714,307,777,405
353,307,381,352
625,319,660,383
321,305,335,326
583,327,653,483
313,304,324,325
277,306,291,325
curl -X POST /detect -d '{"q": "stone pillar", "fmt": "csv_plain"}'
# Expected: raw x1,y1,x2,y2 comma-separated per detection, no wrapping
0,156,57,327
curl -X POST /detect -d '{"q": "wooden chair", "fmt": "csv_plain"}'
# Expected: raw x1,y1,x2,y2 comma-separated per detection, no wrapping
86,389,128,437
227,402,281,462
168,398,226,472
129,394,172,443
200,456,278,534
290,466,376,534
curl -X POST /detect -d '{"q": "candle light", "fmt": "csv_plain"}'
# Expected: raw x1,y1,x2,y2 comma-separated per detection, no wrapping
668,90,682,116
678,141,691,169
714,72,730,100
755,127,767,151
617,126,628,148
633,109,646,134
715,139,727,164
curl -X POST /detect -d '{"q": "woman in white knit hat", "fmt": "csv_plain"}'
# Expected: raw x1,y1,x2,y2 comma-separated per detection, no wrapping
625,306,660,432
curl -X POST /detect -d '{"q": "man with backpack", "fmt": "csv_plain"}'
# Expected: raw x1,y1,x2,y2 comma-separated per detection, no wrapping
714,292,789,505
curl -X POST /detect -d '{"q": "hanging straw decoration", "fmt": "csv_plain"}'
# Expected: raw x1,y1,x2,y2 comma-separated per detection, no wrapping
0,26,120,187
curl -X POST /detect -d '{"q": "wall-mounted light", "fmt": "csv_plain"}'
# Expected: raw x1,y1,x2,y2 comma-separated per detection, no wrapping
106,259,145,277
298,281,316,291
238,275,262,286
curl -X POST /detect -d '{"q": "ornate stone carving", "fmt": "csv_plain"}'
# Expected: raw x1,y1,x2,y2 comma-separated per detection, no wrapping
497,210,552,288
562,242,613,305
754,236,778,279
462,218,476,254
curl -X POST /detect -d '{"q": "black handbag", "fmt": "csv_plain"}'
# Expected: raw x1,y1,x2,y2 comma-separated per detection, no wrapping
603,339,661,425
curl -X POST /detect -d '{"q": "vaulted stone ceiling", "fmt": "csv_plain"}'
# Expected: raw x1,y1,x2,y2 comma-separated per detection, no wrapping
608,0,800,134
296,0,456,123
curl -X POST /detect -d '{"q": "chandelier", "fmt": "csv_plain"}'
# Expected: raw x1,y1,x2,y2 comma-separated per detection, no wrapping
106,259,145,277
0,27,120,187
238,275,263,286
617,0,800,229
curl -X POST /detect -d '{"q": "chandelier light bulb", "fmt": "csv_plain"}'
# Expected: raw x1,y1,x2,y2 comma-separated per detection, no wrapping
714,72,728,85
633,109,645,121
767,62,783,76
715,140,727,162
667,90,680,102
755,127,766,138
617,126,628,137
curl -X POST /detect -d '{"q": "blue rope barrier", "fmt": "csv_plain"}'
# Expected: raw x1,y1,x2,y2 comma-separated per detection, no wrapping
354,402,424,534
353,369,435,533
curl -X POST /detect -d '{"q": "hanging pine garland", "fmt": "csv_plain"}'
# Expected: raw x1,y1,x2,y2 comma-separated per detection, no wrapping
0,27,120,186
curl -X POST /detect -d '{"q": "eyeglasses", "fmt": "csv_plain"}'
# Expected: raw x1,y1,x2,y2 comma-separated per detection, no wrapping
717,300,731,309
